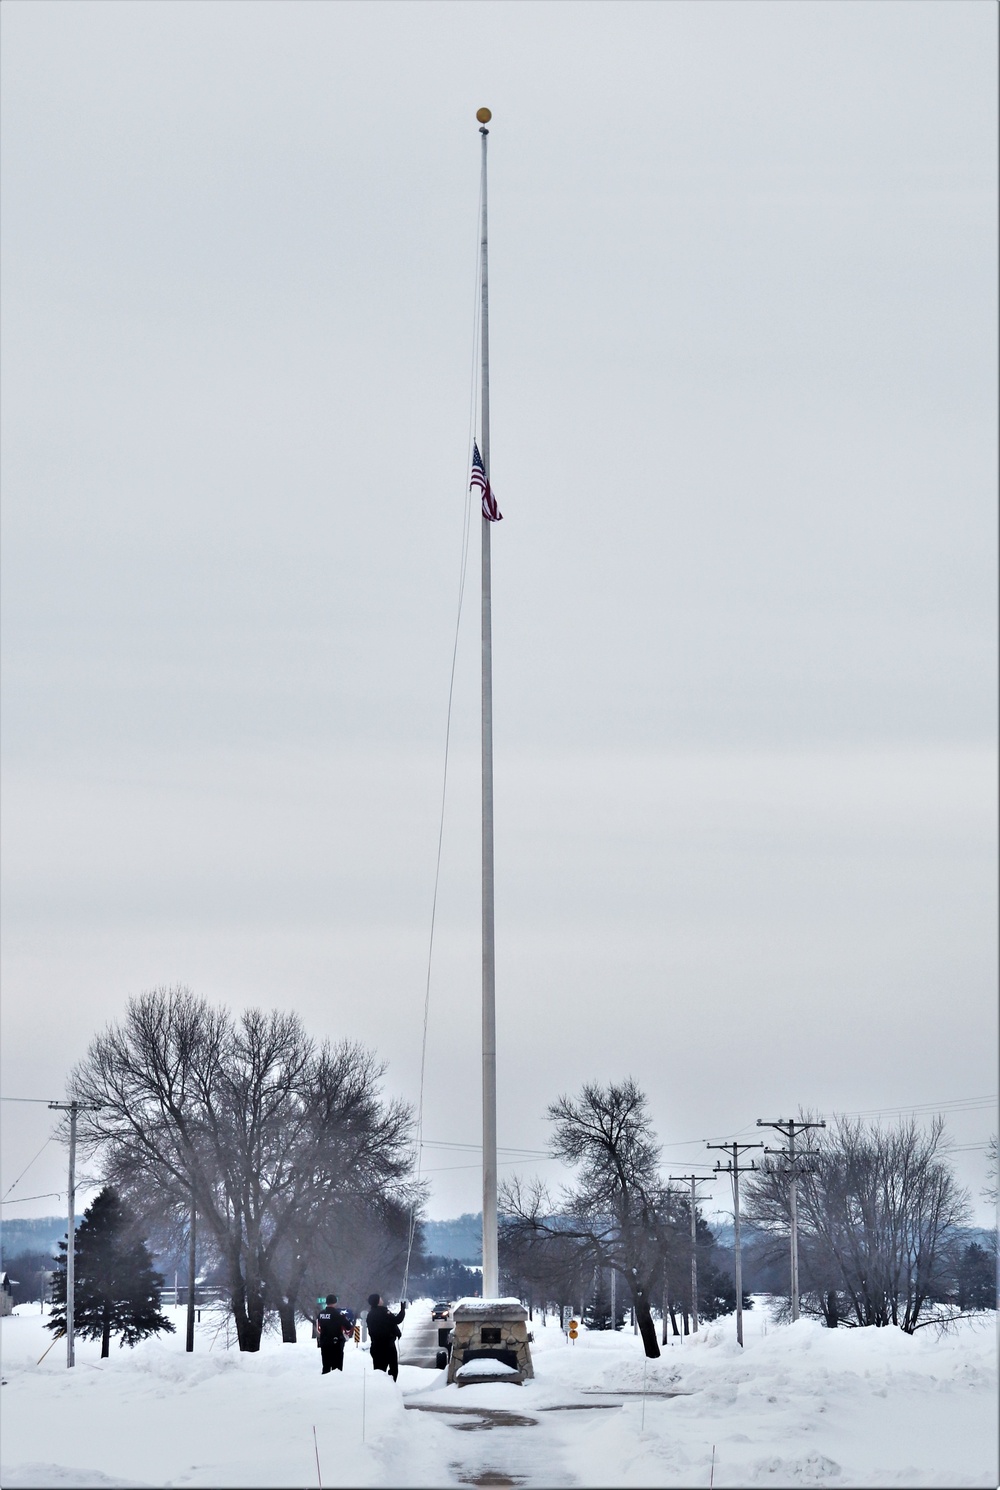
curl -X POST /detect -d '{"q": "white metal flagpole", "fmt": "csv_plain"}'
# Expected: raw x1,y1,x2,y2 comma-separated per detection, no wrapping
477,105,499,1299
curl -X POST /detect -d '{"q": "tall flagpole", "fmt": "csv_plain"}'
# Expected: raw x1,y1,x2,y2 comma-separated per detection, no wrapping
477,106,499,1298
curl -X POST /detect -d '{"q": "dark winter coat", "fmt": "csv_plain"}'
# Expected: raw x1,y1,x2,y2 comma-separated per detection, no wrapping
365,1302,405,1342
317,1307,352,1344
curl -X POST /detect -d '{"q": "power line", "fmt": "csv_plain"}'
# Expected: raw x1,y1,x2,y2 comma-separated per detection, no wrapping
659,1157,719,1168
663,1122,763,1148
0,1192,63,1206
657,1101,995,1165
420,1101,996,1182
419,1157,560,1174
2,1133,56,1200
422,1140,552,1156
832,1096,996,1118
665,1099,995,1149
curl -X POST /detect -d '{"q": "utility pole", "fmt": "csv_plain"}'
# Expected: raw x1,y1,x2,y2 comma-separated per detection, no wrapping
668,1173,715,1334
186,1190,197,1352
48,1100,101,1368
756,1118,826,1322
706,1141,763,1347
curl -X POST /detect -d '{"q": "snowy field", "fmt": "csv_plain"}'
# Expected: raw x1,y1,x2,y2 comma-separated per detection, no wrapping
1,1300,996,1488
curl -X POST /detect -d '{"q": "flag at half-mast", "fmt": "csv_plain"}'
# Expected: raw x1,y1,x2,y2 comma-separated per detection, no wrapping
471,442,502,522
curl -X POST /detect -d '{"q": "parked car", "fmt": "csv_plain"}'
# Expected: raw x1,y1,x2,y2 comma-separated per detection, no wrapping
431,1301,451,1320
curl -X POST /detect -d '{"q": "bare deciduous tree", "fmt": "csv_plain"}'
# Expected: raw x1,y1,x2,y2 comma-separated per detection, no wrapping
501,1080,669,1358
70,987,417,1350
500,1192,594,1319
983,1135,997,1210
745,1114,970,1332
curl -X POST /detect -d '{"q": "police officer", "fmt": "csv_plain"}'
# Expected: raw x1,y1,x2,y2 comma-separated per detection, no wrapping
365,1293,407,1381
316,1294,351,1374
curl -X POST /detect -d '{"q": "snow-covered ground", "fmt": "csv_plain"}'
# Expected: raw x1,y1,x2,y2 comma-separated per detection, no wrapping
1,1299,996,1487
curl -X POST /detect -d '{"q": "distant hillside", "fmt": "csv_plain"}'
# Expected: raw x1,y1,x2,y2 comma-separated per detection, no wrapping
422,1213,481,1263
4,1213,489,1266
710,1222,996,1249
0,1216,68,1260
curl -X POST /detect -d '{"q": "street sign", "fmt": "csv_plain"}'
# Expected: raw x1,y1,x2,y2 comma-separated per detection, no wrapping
568,1318,579,1341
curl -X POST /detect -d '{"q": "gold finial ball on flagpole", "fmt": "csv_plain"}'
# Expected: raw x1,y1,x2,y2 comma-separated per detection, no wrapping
476,107,492,123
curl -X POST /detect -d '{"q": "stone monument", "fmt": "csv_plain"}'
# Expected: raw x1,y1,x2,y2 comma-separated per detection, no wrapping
446,1297,534,1386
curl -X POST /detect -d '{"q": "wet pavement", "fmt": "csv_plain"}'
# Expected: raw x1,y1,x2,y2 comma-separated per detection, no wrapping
399,1304,450,1370
402,1394,626,1487
398,1307,689,1487
407,1403,577,1488
406,1403,542,1431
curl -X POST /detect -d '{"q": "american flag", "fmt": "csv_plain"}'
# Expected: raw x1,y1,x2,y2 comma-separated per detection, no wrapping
471,442,502,522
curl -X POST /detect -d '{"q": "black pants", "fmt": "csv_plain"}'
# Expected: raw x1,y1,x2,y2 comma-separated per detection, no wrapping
370,1339,399,1381
320,1339,344,1373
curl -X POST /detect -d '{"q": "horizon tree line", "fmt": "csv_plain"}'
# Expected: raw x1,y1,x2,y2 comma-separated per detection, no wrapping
499,1082,993,1356
24,986,996,1353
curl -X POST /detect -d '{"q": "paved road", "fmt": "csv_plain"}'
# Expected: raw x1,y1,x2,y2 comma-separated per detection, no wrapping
401,1401,585,1488
399,1303,450,1369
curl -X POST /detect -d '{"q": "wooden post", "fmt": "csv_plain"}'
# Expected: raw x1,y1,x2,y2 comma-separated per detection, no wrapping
669,1172,716,1334
757,1119,826,1323
706,1141,763,1348
48,1098,101,1369
186,1194,196,1352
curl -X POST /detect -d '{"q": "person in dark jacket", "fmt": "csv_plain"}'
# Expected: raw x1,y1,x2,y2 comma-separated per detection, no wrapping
365,1293,406,1380
316,1294,352,1374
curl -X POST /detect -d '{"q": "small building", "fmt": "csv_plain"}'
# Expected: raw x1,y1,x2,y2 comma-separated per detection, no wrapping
0,1272,15,1316
447,1297,534,1386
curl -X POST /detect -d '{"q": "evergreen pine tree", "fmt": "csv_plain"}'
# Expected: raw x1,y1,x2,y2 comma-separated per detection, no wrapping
697,1260,754,1321
956,1242,997,1312
583,1268,627,1331
48,1188,175,1357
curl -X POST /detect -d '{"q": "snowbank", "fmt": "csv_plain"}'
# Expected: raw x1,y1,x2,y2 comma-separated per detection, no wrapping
1,1299,996,1486
0,1303,453,1489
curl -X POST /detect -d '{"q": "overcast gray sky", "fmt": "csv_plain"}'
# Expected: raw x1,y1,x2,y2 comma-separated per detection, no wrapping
2,1,996,1230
